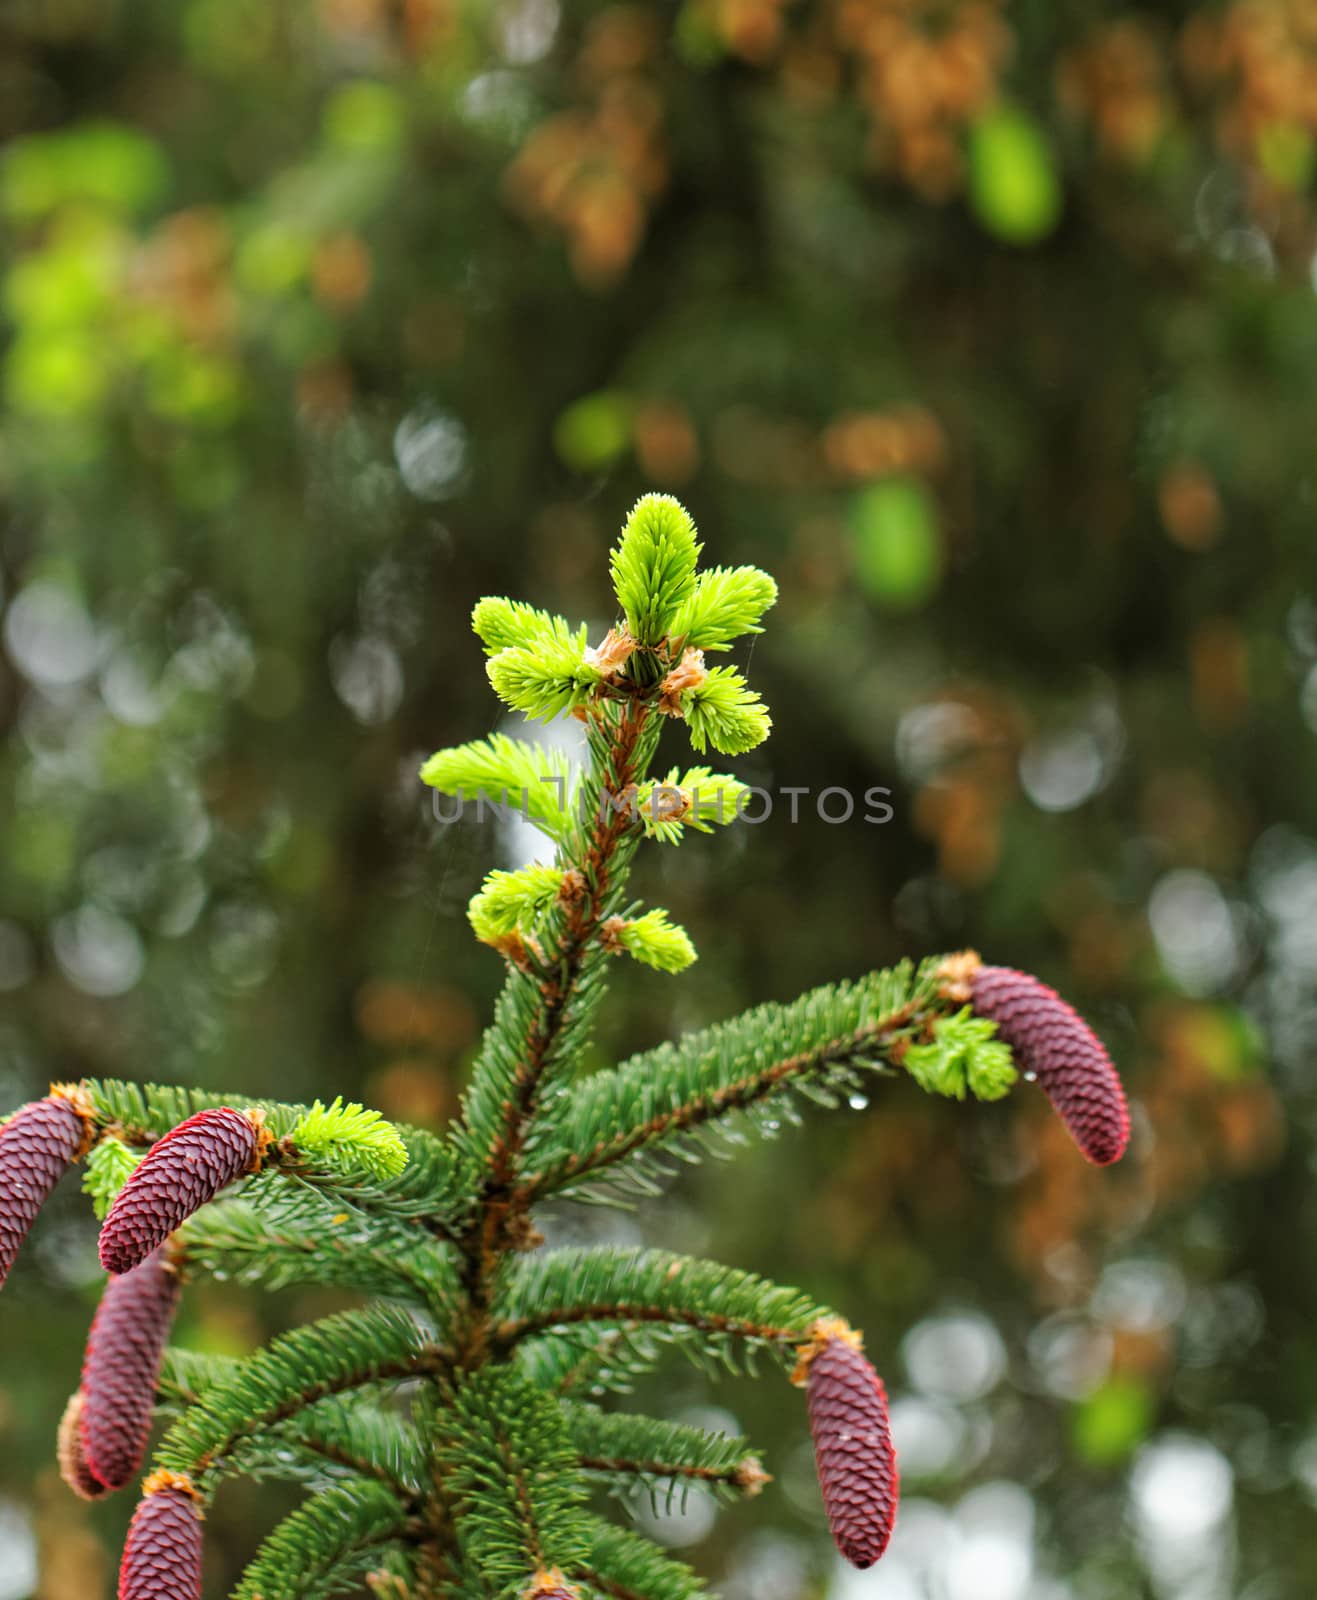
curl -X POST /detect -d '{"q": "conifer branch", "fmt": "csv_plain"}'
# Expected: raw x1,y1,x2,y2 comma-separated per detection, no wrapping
471,597,584,658
231,1480,423,1600
610,495,701,646
157,1349,242,1410
522,961,950,1199
230,1404,428,1498
153,1305,445,1490
176,1190,459,1317
455,700,661,1176
564,1405,766,1504
631,766,749,843
83,1077,461,1236
421,733,578,843
292,1098,410,1182
158,1350,432,1505
667,564,777,654
516,1325,669,1398
437,1368,590,1598
454,695,666,1332
433,498,784,1359
577,1517,706,1600
492,1249,827,1365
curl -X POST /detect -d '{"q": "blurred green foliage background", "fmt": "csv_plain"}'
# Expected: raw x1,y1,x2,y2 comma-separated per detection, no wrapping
1,0,1316,1595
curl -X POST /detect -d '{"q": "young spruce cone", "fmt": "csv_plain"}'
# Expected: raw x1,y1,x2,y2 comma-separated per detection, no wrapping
0,1086,94,1288
100,1108,267,1274
796,1318,898,1569
523,1571,581,1600
119,1473,204,1600
966,959,1130,1165
81,1244,182,1490
57,1392,111,1502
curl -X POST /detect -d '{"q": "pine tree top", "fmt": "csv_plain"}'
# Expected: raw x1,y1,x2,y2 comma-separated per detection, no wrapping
0,494,1129,1599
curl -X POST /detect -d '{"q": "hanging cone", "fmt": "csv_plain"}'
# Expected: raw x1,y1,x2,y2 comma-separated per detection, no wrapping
57,1392,111,1502
99,1108,268,1274
967,960,1130,1165
81,1244,182,1490
119,1473,204,1600
796,1317,898,1569
0,1086,95,1288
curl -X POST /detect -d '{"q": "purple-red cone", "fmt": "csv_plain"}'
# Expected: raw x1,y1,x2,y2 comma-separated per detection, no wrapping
0,1087,94,1288
523,1572,581,1600
80,1244,182,1490
969,962,1130,1166
119,1475,204,1600
58,1392,111,1502
100,1108,266,1275
798,1319,898,1569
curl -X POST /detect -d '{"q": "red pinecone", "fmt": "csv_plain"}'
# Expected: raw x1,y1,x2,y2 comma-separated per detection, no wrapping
100,1109,264,1274
523,1571,580,1600
1,1090,93,1288
802,1322,898,1569
971,964,1130,1165
81,1245,182,1490
119,1477,204,1600
58,1392,111,1502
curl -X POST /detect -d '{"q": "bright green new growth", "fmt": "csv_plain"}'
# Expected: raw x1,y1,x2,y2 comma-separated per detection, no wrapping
633,766,750,843
291,1097,411,1181
19,494,1035,1600
420,733,576,842
610,493,701,644
486,635,603,722
82,1135,144,1220
468,865,566,941
614,909,697,973
471,597,582,657
904,1007,1019,1103
683,665,771,755
669,564,778,652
